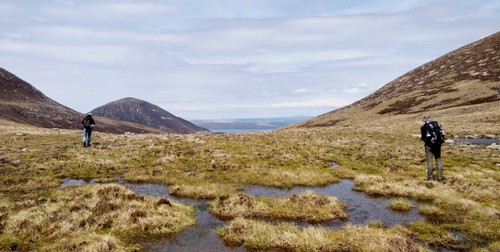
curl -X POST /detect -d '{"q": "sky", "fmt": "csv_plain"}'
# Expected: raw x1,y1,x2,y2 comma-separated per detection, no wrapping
1,1,499,120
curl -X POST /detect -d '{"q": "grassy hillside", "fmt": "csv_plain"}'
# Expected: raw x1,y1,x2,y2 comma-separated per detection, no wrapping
290,32,500,136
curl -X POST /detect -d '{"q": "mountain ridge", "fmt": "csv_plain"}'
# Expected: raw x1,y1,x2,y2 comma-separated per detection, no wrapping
90,97,208,134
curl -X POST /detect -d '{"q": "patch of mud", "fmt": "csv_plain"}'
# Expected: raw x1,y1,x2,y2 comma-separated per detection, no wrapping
244,179,425,228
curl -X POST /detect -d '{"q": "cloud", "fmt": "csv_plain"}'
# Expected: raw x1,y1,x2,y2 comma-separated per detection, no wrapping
1,0,499,119
271,98,350,108
343,83,369,94
41,2,175,23
293,88,309,94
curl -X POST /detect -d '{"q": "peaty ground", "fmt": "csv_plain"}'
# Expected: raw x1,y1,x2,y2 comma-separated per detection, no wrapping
0,118,498,251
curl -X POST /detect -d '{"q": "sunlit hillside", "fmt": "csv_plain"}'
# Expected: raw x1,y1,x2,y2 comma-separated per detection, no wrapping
289,32,500,137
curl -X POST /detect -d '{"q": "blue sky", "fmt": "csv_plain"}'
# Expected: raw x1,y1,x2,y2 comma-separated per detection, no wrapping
1,0,499,119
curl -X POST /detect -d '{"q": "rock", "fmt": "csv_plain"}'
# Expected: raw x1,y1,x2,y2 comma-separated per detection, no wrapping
12,160,21,167
484,134,497,139
21,147,28,152
445,139,455,144
328,162,341,168
486,143,500,150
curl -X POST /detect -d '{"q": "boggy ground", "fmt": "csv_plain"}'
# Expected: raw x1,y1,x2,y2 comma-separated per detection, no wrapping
0,119,498,251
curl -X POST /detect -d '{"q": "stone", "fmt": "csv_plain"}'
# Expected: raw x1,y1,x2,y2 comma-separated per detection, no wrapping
486,143,500,150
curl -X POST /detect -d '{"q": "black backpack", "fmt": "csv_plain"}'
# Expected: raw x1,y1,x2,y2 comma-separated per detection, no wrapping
83,116,91,127
424,121,445,146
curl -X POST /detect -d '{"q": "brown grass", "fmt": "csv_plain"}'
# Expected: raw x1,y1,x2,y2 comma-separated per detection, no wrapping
220,217,426,251
2,184,195,251
211,191,347,223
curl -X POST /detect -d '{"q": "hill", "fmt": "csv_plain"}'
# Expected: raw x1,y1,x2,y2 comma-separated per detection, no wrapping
0,68,165,134
289,32,500,136
90,97,208,134
0,67,83,129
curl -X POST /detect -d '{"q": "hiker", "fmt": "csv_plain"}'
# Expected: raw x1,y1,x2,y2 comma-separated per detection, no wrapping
82,113,95,147
420,115,445,181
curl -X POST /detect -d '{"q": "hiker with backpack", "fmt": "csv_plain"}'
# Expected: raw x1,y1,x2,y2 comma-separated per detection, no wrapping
421,115,445,181
82,113,95,147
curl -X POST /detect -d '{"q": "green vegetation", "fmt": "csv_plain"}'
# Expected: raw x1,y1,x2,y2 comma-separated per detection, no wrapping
0,120,498,251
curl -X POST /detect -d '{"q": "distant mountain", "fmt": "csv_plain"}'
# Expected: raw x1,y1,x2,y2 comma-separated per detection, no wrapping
290,32,500,129
90,97,208,134
193,116,312,132
0,68,166,134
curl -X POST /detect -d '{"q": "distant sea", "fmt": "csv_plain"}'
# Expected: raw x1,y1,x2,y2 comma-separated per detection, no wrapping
207,128,274,133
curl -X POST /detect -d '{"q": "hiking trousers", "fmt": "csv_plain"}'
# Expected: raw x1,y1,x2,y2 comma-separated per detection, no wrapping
425,145,442,180
83,127,92,146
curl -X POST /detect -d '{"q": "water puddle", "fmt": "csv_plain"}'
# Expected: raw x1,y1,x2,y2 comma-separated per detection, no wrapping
118,182,244,252
454,138,499,145
244,179,424,228
60,178,96,187
60,179,425,251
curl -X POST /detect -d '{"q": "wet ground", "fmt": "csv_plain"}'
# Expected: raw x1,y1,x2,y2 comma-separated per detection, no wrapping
244,179,424,228
454,138,500,145
60,178,427,251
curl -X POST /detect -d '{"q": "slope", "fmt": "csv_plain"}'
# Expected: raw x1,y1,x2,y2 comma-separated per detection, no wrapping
290,32,500,136
0,68,165,134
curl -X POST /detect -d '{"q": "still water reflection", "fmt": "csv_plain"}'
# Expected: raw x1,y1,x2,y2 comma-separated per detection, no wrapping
60,179,425,251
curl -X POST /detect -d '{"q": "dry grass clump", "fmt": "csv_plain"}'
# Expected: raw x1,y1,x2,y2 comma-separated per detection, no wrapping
390,198,414,212
219,217,426,251
354,174,500,247
3,184,195,251
38,233,127,252
168,183,237,199
211,191,347,223
408,221,459,249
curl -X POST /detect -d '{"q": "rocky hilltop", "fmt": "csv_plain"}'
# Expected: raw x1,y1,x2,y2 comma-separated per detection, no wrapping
291,32,500,134
91,97,208,134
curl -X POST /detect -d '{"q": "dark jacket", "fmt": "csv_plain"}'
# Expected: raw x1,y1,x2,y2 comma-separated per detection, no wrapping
82,115,95,129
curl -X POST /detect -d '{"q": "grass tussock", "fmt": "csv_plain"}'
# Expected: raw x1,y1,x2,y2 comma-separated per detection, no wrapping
211,191,347,223
408,221,460,250
390,198,414,212
39,233,127,252
2,184,195,251
219,217,426,251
